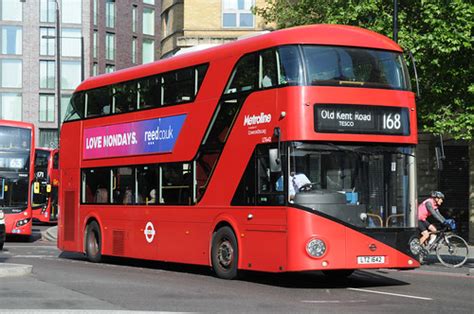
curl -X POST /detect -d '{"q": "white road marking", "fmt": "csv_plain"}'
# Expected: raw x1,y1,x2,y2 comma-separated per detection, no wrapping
348,287,433,300
302,300,366,304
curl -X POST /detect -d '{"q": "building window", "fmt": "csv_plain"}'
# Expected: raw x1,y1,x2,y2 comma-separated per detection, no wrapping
0,93,22,120
92,63,98,76
105,64,115,73
62,0,81,24
40,0,55,23
1,0,22,21
143,8,155,36
61,61,81,90
142,39,154,64
132,5,137,33
162,11,170,37
132,37,137,64
222,0,255,28
105,33,115,60
40,27,55,56
1,26,22,55
143,0,155,4
93,0,98,26
39,129,58,148
40,60,55,89
106,0,115,28
93,31,98,59
1,59,22,88
39,94,55,122
62,28,81,57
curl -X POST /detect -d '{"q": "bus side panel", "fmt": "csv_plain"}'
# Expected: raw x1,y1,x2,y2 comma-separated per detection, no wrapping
154,213,210,265
286,208,347,271
241,207,288,272
58,169,81,252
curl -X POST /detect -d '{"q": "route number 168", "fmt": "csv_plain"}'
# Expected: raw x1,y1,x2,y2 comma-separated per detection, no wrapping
383,113,401,130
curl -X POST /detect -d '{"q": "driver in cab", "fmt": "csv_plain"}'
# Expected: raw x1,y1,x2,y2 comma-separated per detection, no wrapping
289,171,312,201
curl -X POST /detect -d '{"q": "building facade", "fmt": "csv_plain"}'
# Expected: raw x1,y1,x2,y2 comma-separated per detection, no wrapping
160,0,272,58
0,0,160,148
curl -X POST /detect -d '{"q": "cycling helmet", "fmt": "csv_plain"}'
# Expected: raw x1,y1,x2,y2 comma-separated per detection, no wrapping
431,191,445,199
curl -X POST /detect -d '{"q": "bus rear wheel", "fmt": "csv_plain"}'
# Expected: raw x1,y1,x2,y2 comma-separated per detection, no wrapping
85,221,102,263
211,226,238,280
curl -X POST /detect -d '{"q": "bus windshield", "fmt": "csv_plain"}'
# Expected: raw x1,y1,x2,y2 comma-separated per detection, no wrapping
0,126,32,211
302,46,411,90
0,175,29,210
289,143,416,229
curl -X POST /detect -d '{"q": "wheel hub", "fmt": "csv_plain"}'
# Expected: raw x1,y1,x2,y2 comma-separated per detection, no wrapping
217,240,234,268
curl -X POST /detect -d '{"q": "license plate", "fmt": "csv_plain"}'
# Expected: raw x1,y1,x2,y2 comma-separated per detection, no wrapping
357,256,385,264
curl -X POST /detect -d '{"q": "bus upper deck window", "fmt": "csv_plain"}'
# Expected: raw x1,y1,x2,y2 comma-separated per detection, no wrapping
277,46,303,86
86,87,111,117
225,53,257,94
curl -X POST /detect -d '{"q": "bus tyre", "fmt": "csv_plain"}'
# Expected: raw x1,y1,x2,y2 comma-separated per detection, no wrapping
85,221,102,263
211,226,238,280
322,269,354,278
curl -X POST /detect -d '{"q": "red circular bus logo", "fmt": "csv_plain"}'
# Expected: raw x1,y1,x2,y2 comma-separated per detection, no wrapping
144,222,156,243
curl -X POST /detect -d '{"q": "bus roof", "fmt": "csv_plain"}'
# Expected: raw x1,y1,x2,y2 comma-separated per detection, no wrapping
76,24,403,92
0,119,34,130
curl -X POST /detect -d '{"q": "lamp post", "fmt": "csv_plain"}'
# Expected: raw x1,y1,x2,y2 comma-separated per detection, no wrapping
393,0,398,43
54,0,61,148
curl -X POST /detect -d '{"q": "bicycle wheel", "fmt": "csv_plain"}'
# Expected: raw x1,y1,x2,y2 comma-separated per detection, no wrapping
436,235,469,268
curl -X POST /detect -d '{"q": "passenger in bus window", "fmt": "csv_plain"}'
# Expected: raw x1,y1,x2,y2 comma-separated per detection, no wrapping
95,186,108,203
262,75,273,88
123,187,133,204
147,189,156,205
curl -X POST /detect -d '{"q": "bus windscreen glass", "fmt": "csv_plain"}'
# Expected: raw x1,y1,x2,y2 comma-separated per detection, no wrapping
289,143,416,229
303,46,411,90
0,126,31,211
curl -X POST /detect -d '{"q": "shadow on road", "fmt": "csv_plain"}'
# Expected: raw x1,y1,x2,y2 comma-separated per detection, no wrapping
5,230,42,243
58,251,409,289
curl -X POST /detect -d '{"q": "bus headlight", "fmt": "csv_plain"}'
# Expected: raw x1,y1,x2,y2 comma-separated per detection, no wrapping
0,210,4,220
16,218,31,227
306,238,326,258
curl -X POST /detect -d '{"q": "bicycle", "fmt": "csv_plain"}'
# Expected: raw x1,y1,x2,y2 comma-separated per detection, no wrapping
418,224,469,268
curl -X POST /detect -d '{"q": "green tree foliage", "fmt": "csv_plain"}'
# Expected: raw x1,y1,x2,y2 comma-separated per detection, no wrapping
254,0,473,139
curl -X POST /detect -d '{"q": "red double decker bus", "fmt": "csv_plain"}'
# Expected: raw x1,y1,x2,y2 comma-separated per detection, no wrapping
32,148,59,223
0,120,35,237
58,24,420,278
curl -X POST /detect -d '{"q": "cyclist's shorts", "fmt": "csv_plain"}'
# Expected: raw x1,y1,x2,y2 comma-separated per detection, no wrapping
418,219,431,232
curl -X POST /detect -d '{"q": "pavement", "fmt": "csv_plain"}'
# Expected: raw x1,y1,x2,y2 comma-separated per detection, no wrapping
0,263,32,278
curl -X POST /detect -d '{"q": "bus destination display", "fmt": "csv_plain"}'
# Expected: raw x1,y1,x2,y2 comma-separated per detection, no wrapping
314,104,410,135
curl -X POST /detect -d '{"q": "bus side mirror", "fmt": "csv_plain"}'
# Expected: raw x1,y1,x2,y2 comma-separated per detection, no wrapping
46,184,52,193
33,182,40,194
269,148,281,172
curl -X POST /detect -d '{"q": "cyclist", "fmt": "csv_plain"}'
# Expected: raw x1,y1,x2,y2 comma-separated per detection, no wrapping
418,191,447,246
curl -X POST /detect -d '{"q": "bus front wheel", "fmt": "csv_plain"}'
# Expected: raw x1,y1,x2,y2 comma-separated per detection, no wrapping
211,226,238,280
85,221,102,263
